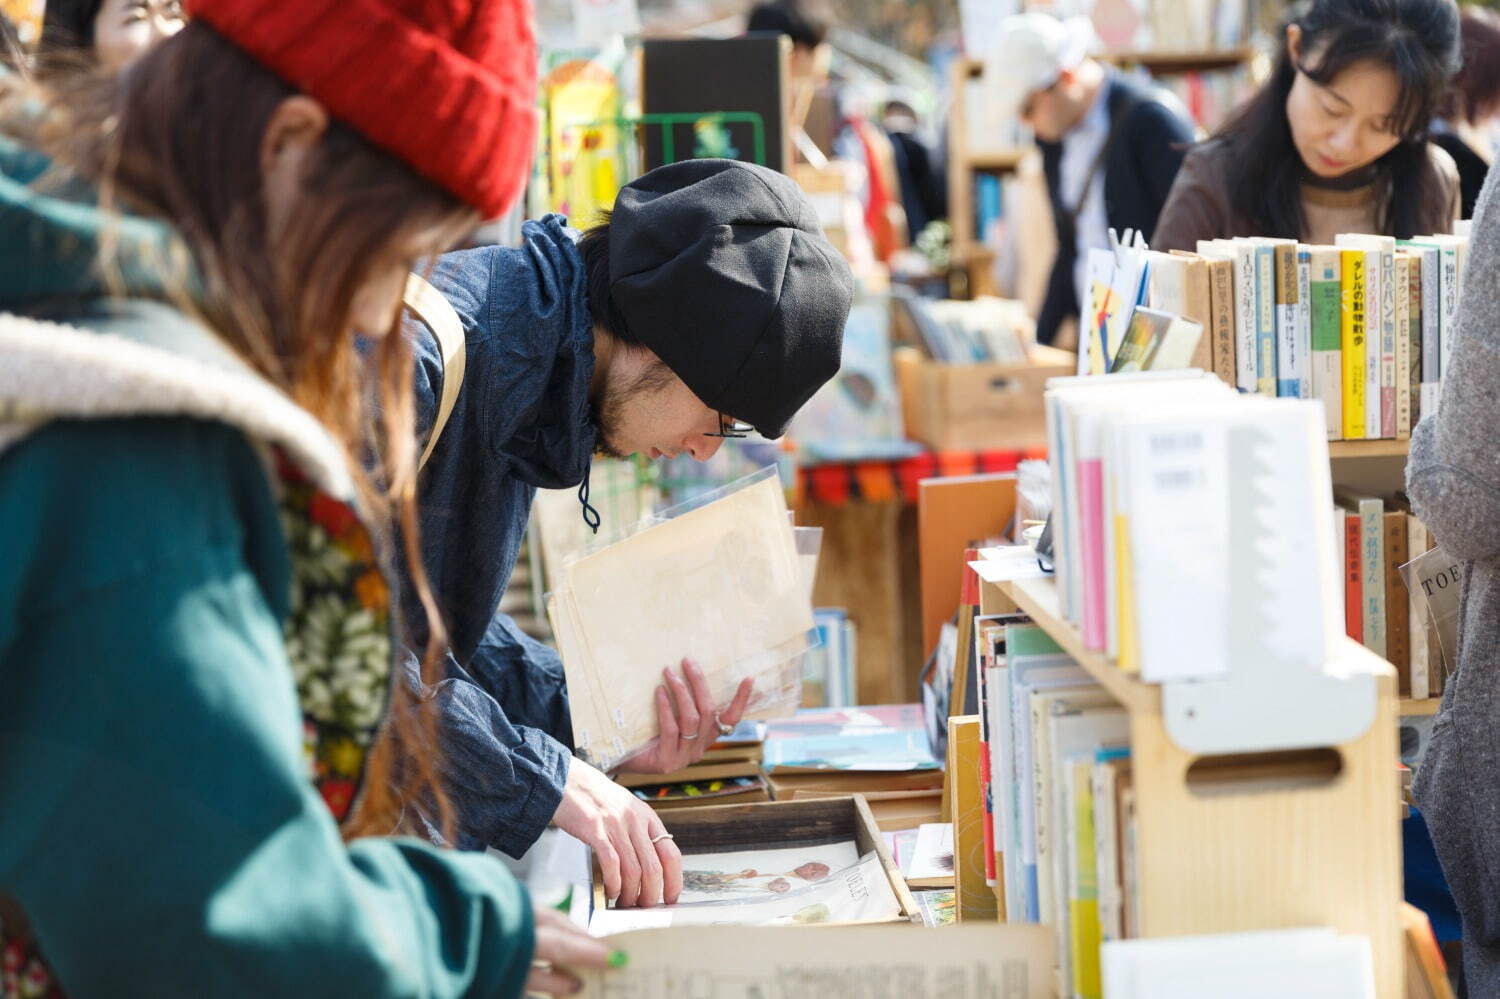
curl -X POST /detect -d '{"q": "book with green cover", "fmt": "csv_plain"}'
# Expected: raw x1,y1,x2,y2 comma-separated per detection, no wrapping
1306,246,1342,440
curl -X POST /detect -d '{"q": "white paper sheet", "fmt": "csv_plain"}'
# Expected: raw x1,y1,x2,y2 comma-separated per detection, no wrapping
588,852,901,934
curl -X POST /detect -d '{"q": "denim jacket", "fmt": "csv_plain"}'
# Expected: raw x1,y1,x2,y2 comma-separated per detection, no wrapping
401,215,596,857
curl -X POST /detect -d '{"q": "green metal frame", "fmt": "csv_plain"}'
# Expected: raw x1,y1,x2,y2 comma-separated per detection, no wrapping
574,111,768,167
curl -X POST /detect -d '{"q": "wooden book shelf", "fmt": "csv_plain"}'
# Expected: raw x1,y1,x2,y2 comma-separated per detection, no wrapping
1329,439,1411,460
983,573,1403,999
1103,48,1255,74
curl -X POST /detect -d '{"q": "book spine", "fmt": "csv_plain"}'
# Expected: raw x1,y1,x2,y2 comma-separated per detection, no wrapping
1396,254,1412,440
1380,248,1397,437
1275,243,1299,397
1360,497,1386,659
1079,456,1107,650
1408,515,1431,699
1364,251,1383,438
1184,260,1215,374
1069,760,1102,999
1209,260,1237,388
1426,522,1446,696
1297,252,1313,399
1120,787,1139,940
1408,252,1423,430
1344,511,1363,643
1236,248,1257,393
1386,512,1410,696
1439,246,1458,413
1256,244,1277,396
975,643,997,888
1310,253,1342,440
1031,694,1053,926
1092,762,1122,944
1419,249,1440,419
1341,250,1367,440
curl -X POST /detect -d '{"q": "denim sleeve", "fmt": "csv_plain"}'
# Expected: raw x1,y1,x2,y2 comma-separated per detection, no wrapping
403,647,571,859
467,611,575,750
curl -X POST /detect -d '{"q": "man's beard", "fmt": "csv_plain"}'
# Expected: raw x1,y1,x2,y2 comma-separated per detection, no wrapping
592,357,674,460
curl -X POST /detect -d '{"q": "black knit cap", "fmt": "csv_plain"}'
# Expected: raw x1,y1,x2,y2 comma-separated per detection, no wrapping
607,158,853,439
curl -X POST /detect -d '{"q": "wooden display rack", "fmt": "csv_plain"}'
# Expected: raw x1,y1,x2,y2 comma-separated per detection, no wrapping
983,573,1403,999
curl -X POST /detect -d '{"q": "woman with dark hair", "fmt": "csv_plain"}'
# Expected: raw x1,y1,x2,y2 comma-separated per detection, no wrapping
1152,0,1462,250
0,0,611,995
39,0,184,74
1432,7,1500,218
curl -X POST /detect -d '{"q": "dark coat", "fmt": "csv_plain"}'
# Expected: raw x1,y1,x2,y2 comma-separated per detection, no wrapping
1035,73,1195,344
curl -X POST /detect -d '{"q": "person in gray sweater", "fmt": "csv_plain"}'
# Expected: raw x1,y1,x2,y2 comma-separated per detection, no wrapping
1408,163,1500,996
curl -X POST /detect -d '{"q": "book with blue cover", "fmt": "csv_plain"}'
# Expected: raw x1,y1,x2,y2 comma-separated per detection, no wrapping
764,704,940,773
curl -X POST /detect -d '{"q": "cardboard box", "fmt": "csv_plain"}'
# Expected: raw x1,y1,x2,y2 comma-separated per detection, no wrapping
592,795,917,924
896,344,1074,452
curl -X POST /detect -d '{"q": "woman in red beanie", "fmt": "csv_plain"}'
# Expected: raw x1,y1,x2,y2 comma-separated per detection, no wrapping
0,1,610,996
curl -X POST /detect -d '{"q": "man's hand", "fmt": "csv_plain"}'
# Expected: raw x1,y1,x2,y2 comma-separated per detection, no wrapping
552,758,683,908
525,903,613,996
616,658,754,776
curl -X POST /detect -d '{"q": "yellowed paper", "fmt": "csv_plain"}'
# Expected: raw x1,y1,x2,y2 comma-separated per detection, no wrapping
579,924,1055,997
552,474,813,770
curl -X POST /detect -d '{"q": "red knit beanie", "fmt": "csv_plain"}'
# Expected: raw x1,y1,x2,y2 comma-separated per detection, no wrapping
184,0,537,219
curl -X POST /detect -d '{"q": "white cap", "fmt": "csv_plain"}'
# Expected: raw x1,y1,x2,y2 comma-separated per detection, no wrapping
982,13,1096,124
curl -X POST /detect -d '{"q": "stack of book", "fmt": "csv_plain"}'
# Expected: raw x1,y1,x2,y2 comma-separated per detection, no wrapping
617,721,770,810
1184,234,1465,439
1153,68,1253,132
1093,0,1250,52
1087,232,1469,441
1335,494,1445,699
803,608,856,709
896,293,1035,365
1046,373,1344,679
991,618,1132,999
761,705,944,830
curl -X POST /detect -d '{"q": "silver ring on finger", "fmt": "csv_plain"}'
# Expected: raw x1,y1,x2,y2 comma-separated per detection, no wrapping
680,732,699,740
714,713,734,737
650,832,675,844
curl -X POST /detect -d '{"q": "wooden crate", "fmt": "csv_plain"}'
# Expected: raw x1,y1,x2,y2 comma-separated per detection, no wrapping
591,795,918,925
896,345,1075,453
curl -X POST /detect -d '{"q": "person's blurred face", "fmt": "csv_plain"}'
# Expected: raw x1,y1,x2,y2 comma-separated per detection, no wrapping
1285,25,1404,180
93,0,185,73
1020,78,1070,143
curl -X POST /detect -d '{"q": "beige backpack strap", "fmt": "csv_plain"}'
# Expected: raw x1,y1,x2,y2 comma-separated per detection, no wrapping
403,273,467,471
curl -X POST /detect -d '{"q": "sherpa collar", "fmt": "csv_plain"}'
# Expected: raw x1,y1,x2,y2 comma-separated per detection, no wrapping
0,301,354,501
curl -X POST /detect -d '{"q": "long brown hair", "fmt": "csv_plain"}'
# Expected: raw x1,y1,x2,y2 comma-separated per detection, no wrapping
26,22,475,839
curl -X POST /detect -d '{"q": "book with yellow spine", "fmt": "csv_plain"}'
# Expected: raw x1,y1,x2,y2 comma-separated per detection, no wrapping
1340,249,1366,440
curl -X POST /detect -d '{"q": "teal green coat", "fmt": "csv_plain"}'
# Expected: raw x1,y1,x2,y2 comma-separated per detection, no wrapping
0,139,536,995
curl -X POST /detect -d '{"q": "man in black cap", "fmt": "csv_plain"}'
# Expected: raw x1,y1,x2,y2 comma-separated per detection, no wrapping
398,159,852,910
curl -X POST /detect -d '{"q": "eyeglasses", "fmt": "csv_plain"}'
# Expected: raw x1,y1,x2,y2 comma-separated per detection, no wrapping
705,414,755,439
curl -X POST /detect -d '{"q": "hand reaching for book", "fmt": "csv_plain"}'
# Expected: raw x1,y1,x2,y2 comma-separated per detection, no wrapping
615,658,755,776
554,759,683,907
